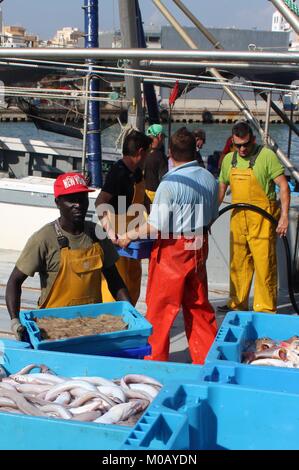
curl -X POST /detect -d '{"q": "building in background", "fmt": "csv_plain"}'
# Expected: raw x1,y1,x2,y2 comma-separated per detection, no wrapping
272,0,299,50
78,26,161,49
51,27,84,47
2,25,38,47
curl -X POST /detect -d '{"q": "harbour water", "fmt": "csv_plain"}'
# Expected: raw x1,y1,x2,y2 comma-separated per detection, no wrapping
1,121,299,166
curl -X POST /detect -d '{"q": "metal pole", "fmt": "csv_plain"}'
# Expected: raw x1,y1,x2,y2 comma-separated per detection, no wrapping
0,48,299,62
141,60,299,72
81,75,90,176
172,0,223,49
152,0,196,48
168,105,173,150
264,91,272,146
270,0,299,35
118,0,143,130
153,0,299,181
151,0,261,129
84,0,102,187
288,104,294,159
135,0,160,125
260,91,299,138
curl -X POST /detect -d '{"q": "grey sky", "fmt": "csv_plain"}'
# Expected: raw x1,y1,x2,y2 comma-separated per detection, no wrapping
1,0,276,40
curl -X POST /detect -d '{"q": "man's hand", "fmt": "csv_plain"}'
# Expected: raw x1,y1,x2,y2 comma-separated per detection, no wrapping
11,318,25,341
274,175,290,238
107,229,118,244
117,233,132,249
276,214,289,237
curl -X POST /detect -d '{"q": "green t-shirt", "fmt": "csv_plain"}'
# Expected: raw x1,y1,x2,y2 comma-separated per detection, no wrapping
219,145,285,200
16,221,119,305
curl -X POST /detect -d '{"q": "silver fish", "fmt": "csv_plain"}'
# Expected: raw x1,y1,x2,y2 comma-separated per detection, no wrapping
70,400,105,415
121,374,162,389
12,373,65,385
94,399,147,424
129,383,160,399
71,411,102,422
38,404,72,420
53,392,72,406
250,358,296,368
0,388,46,416
97,385,126,404
45,380,98,401
73,376,116,387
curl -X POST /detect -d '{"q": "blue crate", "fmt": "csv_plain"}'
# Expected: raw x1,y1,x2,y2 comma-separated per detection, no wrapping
201,362,299,395
0,338,151,359
117,239,155,259
124,361,299,450
122,411,189,450
151,380,299,450
19,301,152,354
0,347,201,450
2,347,299,450
206,311,299,366
100,343,151,359
0,338,31,349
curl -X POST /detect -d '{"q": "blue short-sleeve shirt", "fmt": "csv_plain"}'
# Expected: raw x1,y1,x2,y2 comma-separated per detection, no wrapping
148,161,219,235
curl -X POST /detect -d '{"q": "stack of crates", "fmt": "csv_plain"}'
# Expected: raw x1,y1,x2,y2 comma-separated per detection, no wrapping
2,311,299,449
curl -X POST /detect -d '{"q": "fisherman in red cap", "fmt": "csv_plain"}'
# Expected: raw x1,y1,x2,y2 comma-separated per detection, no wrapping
6,172,131,340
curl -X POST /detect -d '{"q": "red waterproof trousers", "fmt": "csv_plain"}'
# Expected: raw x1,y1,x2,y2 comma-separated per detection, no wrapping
145,234,217,364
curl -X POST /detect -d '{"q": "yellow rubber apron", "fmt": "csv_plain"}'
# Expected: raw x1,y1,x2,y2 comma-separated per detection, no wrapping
145,189,156,204
228,147,280,313
39,221,104,309
101,179,145,306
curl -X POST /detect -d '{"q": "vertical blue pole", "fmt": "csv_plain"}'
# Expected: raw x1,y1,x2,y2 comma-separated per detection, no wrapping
84,0,102,187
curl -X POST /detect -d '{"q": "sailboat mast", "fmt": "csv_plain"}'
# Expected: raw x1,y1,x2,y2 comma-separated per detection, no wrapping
153,0,299,183
84,0,102,187
118,0,144,130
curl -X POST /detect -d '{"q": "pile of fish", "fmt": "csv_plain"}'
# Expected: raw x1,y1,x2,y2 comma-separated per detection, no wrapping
242,336,299,368
35,314,128,340
0,364,162,425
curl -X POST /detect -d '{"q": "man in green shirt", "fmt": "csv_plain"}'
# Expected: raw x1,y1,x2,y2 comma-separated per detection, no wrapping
6,172,130,340
218,121,290,313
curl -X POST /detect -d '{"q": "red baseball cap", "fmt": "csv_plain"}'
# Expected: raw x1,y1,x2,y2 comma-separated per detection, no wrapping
54,172,95,198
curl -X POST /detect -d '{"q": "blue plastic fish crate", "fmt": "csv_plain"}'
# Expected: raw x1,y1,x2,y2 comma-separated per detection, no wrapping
206,310,299,366
19,301,152,354
100,343,151,359
146,362,299,450
0,338,31,349
2,347,299,449
0,338,151,359
117,239,154,259
0,347,200,450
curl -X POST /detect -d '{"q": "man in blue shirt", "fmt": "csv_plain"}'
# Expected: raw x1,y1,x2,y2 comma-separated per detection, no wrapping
118,127,218,364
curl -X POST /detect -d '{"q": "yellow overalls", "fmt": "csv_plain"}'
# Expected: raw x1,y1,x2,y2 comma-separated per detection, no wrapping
101,179,146,306
39,221,104,309
145,189,156,204
228,148,280,313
